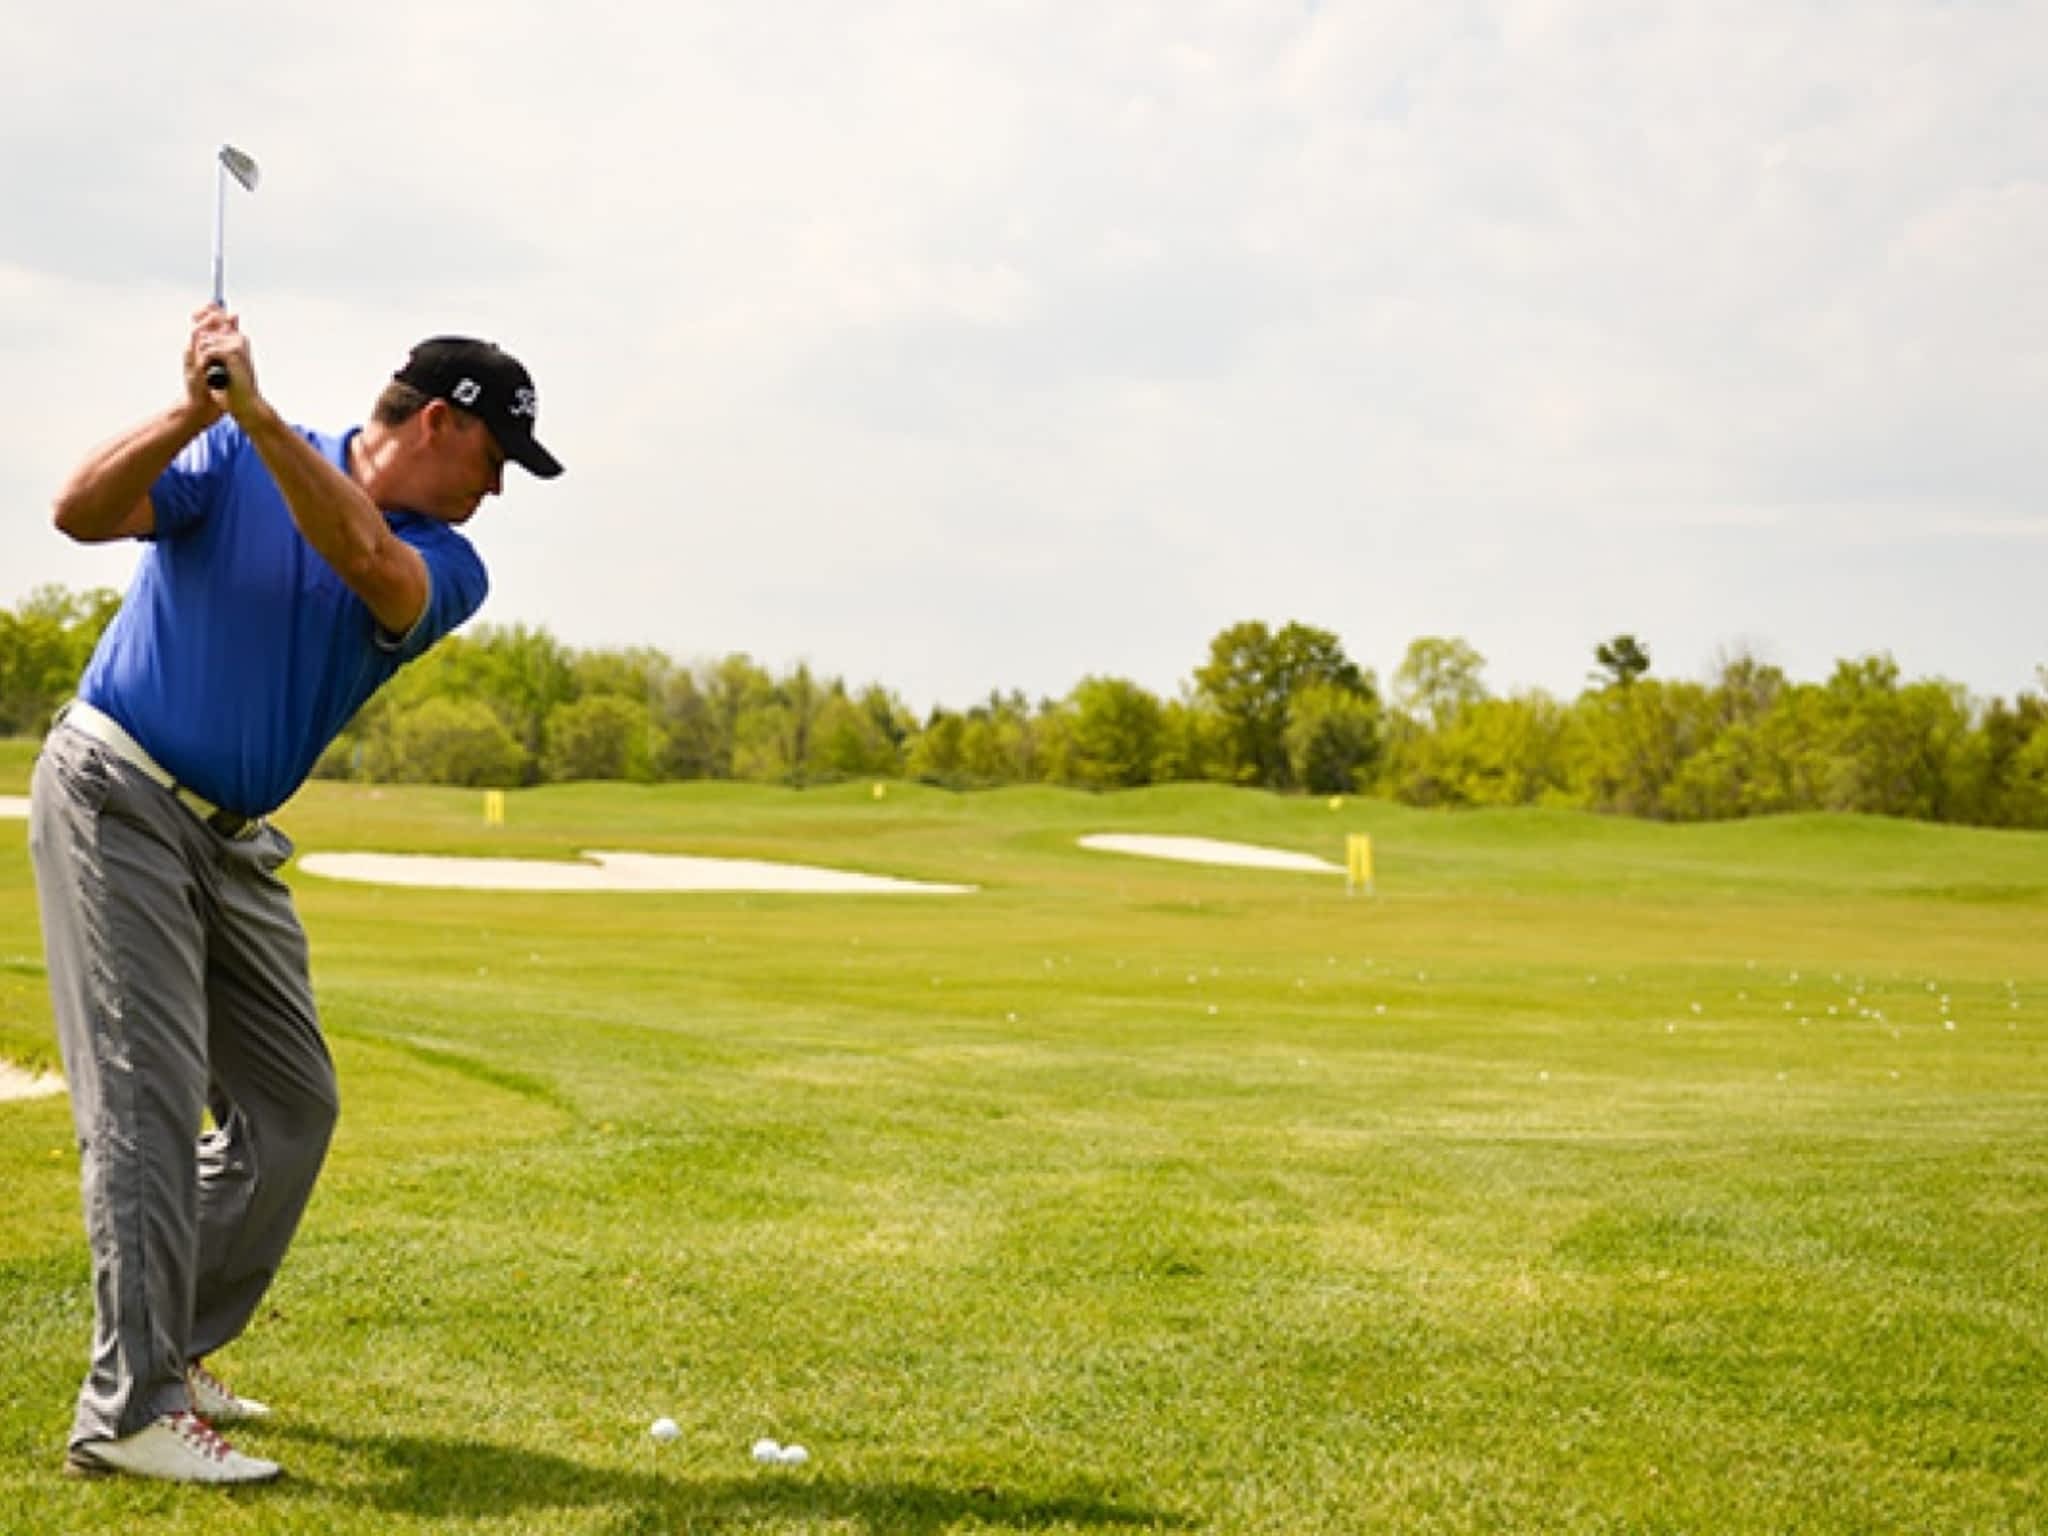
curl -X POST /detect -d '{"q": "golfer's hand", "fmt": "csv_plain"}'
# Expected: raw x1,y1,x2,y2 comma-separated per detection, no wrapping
189,305,256,414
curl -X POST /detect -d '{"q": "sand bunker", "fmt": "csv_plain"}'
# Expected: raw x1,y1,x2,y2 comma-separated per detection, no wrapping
0,1061,65,1104
0,795,28,819
299,849,973,895
1079,833,1342,874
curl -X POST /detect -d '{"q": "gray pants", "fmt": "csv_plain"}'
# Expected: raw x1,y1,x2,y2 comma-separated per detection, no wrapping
29,725,338,1447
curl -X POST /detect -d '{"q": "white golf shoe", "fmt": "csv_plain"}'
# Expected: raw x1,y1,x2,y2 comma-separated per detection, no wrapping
186,1358,272,1423
65,1409,282,1484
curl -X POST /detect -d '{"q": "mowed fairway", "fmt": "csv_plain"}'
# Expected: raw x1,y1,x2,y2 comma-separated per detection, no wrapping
2,764,2044,1533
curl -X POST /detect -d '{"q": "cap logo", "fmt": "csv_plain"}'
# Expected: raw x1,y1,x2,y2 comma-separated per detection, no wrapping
511,386,539,421
452,378,482,406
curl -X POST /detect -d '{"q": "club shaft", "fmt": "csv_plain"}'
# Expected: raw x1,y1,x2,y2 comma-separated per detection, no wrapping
211,160,227,306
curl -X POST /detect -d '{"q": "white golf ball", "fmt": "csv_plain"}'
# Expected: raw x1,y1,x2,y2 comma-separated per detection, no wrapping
751,1438,782,1464
650,1417,680,1442
778,1443,810,1467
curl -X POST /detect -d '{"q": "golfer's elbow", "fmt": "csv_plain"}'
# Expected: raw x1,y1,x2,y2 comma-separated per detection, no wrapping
51,492,99,541
51,490,149,544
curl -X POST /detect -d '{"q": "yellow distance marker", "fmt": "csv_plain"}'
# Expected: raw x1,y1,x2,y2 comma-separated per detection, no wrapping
872,783,888,800
1346,833,1374,897
484,789,506,827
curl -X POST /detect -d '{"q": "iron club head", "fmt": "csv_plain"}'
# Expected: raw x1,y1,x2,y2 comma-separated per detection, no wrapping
218,143,261,192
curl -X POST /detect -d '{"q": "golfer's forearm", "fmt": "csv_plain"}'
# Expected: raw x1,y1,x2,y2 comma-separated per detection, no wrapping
238,403,427,633
51,406,205,542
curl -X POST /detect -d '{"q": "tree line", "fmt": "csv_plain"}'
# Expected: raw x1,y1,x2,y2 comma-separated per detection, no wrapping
3,584,2044,828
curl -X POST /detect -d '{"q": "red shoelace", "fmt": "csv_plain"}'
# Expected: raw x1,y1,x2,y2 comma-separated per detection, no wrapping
169,1410,233,1462
189,1360,232,1399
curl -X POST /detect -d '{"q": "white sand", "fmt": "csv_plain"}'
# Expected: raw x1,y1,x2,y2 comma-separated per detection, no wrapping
1078,833,1343,874
0,1061,65,1103
0,795,29,819
299,848,974,895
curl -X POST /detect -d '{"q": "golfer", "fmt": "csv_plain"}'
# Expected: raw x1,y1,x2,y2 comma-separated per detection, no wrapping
30,307,562,1483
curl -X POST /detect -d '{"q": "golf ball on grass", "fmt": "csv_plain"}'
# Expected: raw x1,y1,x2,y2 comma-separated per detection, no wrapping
751,1438,782,1464
650,1417,680,1442
779,1444,810,1467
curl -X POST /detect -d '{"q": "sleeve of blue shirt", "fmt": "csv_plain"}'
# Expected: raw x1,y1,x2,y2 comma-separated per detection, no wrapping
148,420,242,538
377,521,490,662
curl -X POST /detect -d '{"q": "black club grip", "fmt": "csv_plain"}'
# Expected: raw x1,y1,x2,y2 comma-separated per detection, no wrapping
205,362,229,390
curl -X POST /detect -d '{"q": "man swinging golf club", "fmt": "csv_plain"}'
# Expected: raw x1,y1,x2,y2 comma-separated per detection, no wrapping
30,303,563,1482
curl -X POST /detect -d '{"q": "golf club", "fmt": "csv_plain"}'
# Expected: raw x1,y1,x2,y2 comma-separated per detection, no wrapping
206,144,261,390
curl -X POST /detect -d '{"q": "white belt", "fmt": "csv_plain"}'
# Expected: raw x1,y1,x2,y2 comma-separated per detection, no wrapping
57,700,263,840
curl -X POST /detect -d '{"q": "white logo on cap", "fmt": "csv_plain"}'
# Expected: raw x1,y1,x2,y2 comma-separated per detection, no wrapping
453,379,482,406
511,386,539,420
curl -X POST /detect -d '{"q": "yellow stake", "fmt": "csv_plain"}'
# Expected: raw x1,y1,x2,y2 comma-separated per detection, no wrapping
484,789,506,827
1346,834,1374,897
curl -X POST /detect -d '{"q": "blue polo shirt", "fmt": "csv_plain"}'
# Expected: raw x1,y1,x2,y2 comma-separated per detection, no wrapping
77,419,488,816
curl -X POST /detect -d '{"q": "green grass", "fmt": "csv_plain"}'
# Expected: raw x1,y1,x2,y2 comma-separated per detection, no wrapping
1,764,2044,1532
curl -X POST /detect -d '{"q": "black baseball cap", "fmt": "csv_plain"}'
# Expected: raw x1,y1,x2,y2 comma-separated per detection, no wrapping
394,337,564,479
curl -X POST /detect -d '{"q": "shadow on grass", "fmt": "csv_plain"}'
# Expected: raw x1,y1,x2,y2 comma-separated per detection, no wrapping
264,1421,1186,1533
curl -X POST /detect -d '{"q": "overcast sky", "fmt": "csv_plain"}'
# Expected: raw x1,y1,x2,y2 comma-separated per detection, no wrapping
4,1,2042,712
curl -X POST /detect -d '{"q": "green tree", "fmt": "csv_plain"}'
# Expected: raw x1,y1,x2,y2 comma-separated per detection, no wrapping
1813,656,1977,820
984,691,1053,783
1284,682,1382,795
916,691,1048,785
1592,634,1652,690
956,715,1009,783
1153,693,1229,783
1385,693,1573,808
571,646,668,703
542,694,649,782
649,668,721,779
907,710,968,785
1708,648,1786,726
1392,636,1489,731
1977,690,2048,827
360,624,575,782
1195,620,1371,789
455,624,578,771
1738,683,1838,814
1569,678,1714,818
0,584,122,734
776,665,826,784
1031,704,1080,786
1066,676,1165,788
2000,716,2048,828
364,697,526,786
858,684,918,757
732,700,793,781
810,685,904,779
703,655,777,780
1661,652,1798,819
1664,719,1784,820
